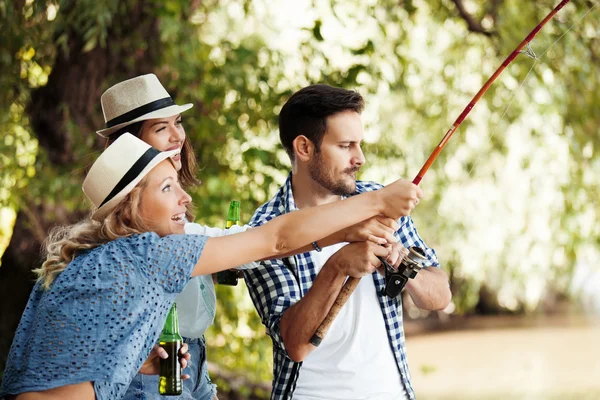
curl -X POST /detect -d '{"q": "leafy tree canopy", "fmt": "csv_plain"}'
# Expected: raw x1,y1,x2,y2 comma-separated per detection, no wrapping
1,0,599,389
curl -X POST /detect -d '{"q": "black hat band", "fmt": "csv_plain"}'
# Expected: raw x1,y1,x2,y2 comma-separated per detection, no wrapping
99,147,160,207
105,97,176,129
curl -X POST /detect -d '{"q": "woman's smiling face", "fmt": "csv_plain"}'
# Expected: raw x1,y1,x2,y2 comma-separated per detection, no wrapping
139,114,185,171
139,159,192,236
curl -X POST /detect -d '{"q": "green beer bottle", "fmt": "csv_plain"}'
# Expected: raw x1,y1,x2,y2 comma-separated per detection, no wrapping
217,200,241,286
158,303,183,395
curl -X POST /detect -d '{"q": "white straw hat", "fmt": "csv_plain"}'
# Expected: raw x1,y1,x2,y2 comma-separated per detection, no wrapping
96,74,193,138
83,133,178,221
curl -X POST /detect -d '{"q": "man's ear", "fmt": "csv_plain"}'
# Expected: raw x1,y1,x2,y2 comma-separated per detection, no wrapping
292,135,315,162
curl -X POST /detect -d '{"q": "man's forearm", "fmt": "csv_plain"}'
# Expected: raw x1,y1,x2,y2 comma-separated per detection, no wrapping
405,267,452,310
280,263,346,362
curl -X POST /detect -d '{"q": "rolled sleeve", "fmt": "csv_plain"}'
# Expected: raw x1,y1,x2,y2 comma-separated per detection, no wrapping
396,216,439,268
354,181,439,268
135,232,208,293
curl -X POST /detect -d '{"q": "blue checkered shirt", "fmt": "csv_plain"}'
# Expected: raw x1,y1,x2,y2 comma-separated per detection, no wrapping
244,174,439,399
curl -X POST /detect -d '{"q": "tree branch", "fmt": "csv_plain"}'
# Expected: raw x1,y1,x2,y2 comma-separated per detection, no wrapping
451,0,494,37
487,0,503,27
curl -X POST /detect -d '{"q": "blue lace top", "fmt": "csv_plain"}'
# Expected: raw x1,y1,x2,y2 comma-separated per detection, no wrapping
0,232,207,400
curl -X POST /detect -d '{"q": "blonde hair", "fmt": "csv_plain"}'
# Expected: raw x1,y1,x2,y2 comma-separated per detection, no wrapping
34,182,151,289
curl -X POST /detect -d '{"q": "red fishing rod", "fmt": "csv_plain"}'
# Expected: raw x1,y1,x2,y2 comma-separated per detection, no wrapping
310,0,572,347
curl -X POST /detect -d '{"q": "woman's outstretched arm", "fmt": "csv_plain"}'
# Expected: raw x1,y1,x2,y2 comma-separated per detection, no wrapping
192,178,422,276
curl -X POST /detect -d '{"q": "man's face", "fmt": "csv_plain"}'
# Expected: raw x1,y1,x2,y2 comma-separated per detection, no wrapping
308,110,366,196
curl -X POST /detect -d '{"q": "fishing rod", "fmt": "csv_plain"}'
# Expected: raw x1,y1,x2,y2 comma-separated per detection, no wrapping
310,0,572,347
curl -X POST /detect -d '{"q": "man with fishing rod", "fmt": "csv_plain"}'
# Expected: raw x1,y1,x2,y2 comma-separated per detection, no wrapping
243,84,452,400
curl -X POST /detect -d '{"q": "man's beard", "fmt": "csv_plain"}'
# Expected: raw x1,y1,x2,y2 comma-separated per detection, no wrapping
308,152,359,196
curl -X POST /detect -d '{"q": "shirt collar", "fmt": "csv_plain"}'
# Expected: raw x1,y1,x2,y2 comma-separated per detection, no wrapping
281,172,298,212
282,172,352,213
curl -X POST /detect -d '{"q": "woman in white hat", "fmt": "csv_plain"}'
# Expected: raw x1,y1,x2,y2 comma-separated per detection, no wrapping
98,73,218,400
96,74,403,400
0,133,422,400
97,73,199,191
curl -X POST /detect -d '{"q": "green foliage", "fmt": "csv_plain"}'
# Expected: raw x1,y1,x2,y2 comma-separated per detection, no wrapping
208,284,274,383
1,0,599,385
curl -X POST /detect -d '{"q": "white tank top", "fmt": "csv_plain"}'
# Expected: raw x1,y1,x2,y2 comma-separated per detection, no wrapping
293,243,408,400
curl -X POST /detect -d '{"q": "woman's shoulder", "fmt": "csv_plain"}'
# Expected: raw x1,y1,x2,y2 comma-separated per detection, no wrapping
116,232,208,261
56,233,159,279
72,233,161,266
87,232,207,268
101,232,161,251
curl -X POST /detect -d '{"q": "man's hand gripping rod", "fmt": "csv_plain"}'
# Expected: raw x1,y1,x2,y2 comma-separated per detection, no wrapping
310,247,428,346
309,0,571,347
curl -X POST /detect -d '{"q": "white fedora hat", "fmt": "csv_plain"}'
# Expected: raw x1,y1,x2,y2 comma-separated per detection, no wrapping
83,133,178,221
96,74,193,138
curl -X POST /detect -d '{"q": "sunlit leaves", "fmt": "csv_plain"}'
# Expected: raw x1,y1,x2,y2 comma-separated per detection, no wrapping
1,0,599,385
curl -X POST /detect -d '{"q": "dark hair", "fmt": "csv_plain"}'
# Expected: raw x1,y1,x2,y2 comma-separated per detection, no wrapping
278,84,364,161
108,121,145,140
105,120,200,221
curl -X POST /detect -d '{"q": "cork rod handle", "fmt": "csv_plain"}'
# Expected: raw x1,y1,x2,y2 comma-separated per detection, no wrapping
309,277,360,347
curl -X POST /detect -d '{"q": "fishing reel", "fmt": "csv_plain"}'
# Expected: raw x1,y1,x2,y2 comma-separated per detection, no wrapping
380,246,427,298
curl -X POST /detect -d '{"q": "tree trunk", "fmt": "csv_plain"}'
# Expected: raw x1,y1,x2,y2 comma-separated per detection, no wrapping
0,2,161,373
0,210,43,372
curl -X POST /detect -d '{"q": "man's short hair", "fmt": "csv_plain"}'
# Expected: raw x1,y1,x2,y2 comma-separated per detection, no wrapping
279,84,364,161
